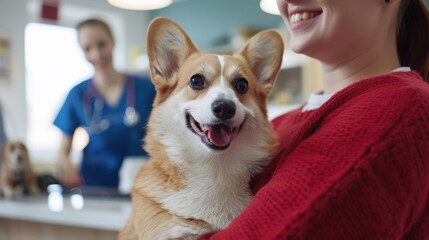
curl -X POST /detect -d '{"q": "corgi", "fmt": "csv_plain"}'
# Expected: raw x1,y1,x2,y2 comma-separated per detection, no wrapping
0,141,39,199
119,17,283,240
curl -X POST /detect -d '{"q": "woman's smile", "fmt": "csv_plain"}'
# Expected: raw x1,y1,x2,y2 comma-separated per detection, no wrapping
287,7,323,31
290,12,317,24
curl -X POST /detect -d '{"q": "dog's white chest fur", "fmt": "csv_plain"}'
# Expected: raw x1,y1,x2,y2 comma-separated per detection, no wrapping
161,165,253,229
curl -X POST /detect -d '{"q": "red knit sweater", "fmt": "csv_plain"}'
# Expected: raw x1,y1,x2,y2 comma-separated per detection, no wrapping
202,71,429,239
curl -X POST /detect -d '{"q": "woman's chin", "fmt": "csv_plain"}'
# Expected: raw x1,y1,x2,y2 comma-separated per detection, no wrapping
289,40,307,55
95,64,112,72
289,35,320,58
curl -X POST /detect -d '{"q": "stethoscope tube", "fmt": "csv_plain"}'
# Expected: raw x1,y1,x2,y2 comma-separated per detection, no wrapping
83,76,139,134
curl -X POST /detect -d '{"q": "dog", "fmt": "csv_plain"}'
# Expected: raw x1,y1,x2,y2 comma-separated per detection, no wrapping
0,141,39,198
119,17,284,240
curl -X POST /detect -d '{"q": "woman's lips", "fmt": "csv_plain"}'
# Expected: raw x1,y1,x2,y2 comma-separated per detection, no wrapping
288,10,322,31
289,11,322,24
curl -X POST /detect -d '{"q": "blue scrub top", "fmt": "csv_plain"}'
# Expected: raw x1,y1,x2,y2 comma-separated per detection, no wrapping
53,75,156,187
0,106,7,162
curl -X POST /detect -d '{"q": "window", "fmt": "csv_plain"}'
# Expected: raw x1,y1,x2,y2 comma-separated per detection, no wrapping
25,22,93,163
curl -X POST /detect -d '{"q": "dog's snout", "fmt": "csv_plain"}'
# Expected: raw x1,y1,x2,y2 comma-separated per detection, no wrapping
17,155,24,163
211,99,236,120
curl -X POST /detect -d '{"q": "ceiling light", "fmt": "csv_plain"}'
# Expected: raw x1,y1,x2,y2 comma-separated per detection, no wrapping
260,0,280,15
107,0,173,10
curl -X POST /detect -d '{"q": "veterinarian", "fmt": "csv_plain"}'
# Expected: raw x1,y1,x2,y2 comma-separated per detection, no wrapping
53,18,156,188
203,0,429,239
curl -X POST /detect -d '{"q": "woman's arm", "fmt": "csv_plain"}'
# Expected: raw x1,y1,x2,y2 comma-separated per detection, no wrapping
56,133,84,186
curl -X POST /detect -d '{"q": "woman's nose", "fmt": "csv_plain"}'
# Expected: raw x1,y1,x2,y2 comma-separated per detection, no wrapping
88,48,101,62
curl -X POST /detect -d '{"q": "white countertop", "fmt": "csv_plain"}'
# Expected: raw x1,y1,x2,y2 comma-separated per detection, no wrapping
0,194,131,231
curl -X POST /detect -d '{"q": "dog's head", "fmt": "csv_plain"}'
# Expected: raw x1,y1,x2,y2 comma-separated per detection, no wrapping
2,141,31,175
145,18,283,165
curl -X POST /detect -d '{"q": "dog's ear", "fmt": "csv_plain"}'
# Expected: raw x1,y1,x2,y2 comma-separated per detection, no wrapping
18,142,30,164
147,17,198,88
239,30,284,95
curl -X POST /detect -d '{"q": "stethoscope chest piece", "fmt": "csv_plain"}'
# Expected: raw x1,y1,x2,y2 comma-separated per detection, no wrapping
92,119,110,132
124,107,139,127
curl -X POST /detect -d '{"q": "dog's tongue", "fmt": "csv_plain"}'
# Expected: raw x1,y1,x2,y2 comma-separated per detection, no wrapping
203,125,234,147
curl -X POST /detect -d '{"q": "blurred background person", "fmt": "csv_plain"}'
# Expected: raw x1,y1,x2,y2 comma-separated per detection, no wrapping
53,18,156,189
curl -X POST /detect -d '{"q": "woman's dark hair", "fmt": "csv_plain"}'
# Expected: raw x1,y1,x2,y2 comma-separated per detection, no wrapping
396,0,429,81
76,18,115,42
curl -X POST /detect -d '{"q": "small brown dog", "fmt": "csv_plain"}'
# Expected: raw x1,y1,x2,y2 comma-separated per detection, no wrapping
0,141,39,198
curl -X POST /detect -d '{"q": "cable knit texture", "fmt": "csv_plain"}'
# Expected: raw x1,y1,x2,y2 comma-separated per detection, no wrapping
202,71,429,240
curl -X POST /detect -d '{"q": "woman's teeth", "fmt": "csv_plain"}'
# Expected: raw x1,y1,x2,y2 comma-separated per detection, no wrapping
290,12,319,24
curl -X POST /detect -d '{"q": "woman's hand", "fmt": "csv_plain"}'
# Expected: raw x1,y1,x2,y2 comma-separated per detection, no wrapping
58,161,84,187
56,133,84,187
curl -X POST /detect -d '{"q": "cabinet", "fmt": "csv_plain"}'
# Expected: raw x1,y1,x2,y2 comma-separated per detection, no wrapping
267,49,322,119
0,218,118,240
0,195,130,240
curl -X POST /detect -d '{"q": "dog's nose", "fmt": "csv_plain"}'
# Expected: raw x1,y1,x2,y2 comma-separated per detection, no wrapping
211,99,236,120
17,155,23,163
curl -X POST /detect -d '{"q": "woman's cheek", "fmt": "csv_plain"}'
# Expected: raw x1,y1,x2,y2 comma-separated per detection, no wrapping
276,0,291,30
276,0,288,18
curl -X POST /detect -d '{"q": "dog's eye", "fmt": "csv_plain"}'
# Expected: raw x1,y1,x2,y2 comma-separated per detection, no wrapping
189,74,206,90
233,78,248,94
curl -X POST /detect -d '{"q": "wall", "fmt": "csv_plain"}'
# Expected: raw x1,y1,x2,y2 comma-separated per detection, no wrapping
0,0,280,143
0,0,28,141
152,0,429,49
150,0,282,50
0,0,150,141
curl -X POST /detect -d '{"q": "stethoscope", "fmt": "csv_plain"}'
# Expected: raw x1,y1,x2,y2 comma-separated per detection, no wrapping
83,76,140,135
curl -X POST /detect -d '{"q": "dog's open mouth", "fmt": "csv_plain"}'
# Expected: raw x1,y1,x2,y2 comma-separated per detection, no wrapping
186,113,241,150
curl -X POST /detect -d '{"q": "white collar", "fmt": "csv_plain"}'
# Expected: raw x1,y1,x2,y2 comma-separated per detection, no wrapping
392,67,411,72
302,92,334,112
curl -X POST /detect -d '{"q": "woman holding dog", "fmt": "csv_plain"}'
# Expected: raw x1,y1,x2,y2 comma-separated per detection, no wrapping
204,0,429,239
54,19,156,188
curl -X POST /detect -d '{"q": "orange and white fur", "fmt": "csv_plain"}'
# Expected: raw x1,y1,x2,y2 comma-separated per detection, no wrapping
119,17,283,240
0,141,39,199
